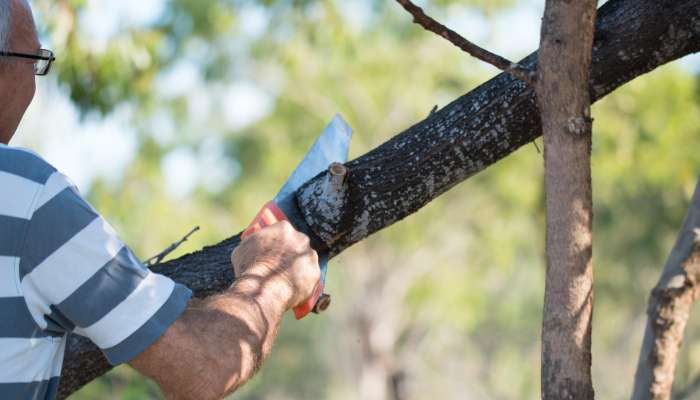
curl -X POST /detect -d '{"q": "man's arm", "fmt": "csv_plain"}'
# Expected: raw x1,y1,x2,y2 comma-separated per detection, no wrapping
129,221,320,400
14,165,317,399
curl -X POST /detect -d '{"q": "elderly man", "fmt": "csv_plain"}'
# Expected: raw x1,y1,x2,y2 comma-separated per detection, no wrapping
0,1,321,399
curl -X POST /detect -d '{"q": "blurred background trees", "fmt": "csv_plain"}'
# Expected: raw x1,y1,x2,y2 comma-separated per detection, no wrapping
15,0,700,398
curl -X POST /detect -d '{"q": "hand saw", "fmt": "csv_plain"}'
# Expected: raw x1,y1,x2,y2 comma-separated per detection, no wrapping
241,115,352,319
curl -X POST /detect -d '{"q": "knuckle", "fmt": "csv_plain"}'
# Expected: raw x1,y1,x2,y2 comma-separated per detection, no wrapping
310,259,320,275
275,222,293,239
308,249,318,263
279,220,293,231
296,241,310,255
241,232,257,245
292,229,309,244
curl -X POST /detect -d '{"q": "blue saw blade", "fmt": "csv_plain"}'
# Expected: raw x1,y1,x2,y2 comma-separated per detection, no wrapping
273,114,352,205
272,114,351,240
272,115,352,283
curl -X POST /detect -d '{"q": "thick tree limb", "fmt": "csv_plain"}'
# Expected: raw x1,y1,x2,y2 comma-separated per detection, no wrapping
632,177,700,400
537,1,598,399
58,0,700,397
394,0,535,85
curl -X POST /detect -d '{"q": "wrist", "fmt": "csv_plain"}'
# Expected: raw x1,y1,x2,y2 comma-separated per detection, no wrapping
231,264,296,311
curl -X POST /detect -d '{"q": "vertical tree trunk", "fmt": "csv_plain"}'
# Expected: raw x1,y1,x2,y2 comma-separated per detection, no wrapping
537,1,598,399
631,176,700,400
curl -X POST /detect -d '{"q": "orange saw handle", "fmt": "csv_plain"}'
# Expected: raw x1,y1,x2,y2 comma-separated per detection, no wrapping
241,201,323,320
241,201,289,239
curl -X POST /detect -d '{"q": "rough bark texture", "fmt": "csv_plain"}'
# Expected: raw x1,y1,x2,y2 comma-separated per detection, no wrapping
537,1,597,399
632,178,700,400
58,0,700,397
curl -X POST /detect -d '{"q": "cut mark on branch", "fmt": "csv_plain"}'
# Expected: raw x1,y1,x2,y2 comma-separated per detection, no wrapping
298,163,351,247
395,0,536,86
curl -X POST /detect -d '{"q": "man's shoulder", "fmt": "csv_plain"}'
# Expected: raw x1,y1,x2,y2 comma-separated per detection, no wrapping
0,144,57,185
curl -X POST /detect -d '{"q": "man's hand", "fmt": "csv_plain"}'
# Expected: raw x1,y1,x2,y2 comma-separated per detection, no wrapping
232,220,320,309
129,221,321,400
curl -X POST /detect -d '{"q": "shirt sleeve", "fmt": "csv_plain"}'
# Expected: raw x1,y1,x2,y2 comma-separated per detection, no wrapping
20,171,192,365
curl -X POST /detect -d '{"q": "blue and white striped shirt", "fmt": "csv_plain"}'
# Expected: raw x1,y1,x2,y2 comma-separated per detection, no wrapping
0,145,192,399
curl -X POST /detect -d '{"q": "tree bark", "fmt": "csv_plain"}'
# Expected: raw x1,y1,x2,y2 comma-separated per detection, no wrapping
537,1,597,399
632,177,700,400
58,0,700,397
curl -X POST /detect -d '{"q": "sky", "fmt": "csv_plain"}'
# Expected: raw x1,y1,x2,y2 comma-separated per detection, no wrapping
14,0,700,196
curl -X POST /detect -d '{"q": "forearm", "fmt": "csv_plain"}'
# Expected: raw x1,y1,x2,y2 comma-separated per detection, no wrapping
130,266,293,400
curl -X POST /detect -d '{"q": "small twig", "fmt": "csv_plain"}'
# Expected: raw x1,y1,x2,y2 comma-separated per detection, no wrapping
395,0,535,86
428,105,438,117
144,226,200,267
533,139,541,154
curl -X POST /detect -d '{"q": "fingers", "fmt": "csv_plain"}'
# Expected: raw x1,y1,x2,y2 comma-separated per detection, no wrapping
230,219,321,308
231,220,313,271
261,207,279,226
264,220,310,250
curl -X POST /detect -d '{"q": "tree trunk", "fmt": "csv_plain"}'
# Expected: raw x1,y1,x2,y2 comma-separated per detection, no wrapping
632,176,700,400
58,0,700,397
537,1,597,399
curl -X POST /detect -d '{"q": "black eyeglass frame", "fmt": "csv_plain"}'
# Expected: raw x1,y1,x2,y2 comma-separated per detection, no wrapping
0,49,55,76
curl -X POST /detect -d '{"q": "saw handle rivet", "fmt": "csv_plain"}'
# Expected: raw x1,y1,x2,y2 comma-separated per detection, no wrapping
312,294,332,314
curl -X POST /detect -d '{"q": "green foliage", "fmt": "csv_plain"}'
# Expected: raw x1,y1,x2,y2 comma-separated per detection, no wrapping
26,0,700,399
430,0,517,14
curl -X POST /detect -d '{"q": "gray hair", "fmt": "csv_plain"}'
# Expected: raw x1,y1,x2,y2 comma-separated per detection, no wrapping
0,1,11,52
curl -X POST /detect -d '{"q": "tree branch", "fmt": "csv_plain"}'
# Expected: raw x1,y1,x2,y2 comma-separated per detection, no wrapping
537,0,598,398
394,0,535,85
58,0,700,397
632,177,700,400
